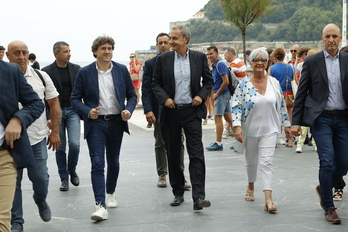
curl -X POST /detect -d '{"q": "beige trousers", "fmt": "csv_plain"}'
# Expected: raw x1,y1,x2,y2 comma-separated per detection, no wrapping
0,149,17,232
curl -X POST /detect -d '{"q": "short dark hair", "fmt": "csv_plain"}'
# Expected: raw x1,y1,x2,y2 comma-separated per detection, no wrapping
156,33,169,44
53,41,69,53
29,53,36,60
91,36,115,58
207,46,218,53
0,45,5,51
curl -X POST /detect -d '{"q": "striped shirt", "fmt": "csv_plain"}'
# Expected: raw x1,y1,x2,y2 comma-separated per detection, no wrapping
229,58,247,81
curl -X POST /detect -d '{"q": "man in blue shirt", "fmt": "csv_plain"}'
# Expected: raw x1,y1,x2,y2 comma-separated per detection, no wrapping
206,46,233,151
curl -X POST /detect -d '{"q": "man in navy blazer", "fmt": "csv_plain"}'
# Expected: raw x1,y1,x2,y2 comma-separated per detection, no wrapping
0,60,43,232
71,36,136,221
292,23,348,224
152,25,213,210
42,41,81,192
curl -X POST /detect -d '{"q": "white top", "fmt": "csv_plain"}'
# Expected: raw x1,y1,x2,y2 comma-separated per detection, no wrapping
96,63,121,115
21,65,59,145
247,79,279,137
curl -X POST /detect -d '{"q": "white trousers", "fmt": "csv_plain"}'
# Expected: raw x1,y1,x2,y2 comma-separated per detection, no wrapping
244,132,277,191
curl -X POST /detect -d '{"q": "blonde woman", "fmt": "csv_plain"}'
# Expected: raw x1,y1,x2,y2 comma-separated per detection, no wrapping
129,53,142,107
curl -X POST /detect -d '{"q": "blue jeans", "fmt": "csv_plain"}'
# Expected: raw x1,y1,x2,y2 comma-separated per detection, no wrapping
86,117,124,207
311,114,348,211
11,139,49,225
56,106,80,181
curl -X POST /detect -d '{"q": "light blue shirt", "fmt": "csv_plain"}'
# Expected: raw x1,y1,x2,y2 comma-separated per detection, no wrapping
323,50,346,110
174,50,192,104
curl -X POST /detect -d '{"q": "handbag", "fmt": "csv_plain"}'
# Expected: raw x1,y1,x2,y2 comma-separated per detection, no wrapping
130,73,139,81
285,64,294,107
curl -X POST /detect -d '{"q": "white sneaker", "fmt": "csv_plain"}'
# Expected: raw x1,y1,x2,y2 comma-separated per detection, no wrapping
106,193,118,208
91,204,108,221
296,145,303,153
277,138,286,145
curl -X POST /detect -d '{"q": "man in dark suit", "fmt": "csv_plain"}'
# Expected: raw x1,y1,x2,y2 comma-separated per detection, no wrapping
71,36,137,221
142,32,190,189
0,60,44,232
292,23,348,224
152,25,213,210
42,41,81,192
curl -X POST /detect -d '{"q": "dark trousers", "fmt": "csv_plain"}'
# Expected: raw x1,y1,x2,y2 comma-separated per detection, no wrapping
161,107,206,201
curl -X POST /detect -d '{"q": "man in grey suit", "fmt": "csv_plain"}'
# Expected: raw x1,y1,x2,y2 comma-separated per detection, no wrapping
292,23,348,224
152,25,213,210
42,41,81,192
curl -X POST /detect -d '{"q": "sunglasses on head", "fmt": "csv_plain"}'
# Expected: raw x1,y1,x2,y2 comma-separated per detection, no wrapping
290,50,297,53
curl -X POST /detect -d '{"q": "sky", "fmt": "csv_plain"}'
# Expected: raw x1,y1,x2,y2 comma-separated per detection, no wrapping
1,0,210,63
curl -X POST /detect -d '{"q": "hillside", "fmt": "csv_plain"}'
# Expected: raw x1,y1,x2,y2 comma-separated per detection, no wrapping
188,0,343,43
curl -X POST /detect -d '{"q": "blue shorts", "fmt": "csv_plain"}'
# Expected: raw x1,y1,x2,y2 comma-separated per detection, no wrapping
214,92,232,115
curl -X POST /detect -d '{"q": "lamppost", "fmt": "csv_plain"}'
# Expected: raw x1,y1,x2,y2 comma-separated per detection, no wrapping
343,0,347,46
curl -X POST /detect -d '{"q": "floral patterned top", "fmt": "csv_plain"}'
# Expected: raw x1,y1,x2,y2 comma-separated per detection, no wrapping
231,75,290,135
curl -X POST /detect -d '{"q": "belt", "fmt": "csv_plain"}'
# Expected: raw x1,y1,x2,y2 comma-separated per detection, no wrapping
0,144,7,151
98,114,121,120
174,104,192,110
322,109,348,116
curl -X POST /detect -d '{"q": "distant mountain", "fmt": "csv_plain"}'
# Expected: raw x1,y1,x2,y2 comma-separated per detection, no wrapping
188,0,343,43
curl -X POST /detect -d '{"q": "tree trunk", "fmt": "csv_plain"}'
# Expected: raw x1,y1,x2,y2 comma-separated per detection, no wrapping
242,29,246,64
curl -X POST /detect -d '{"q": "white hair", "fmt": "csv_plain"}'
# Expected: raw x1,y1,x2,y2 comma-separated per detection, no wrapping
249,48,269,61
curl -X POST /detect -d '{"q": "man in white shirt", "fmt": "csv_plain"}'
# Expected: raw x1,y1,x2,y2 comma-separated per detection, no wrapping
7,40,61,232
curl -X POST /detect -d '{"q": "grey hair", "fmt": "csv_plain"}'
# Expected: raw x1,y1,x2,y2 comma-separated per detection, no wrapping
249,48,269,61
53,41,69,52
172,25,191,44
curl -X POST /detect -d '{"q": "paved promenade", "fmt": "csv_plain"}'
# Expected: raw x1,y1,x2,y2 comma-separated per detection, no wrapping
20,107,348,232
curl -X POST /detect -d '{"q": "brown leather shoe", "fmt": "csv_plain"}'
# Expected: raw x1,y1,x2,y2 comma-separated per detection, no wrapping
325,207,341,224
157,175,167,188
316,185,324,210
184,181,191,190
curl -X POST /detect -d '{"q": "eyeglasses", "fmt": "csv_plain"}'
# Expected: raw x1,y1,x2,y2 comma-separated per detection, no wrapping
290,50,297,53
252,59,268,63
130,56,135,58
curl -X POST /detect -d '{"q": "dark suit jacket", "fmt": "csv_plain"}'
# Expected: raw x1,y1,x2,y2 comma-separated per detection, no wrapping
0,61,44,168
42,61,80,107
152,50,213,124
71,61,137,139
142,54,160,118
292,51,348,127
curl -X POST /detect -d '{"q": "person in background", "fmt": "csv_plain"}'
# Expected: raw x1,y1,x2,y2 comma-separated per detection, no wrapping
0,46,5,60
232,48,291,213
245,49,252,68
0,60,44,232
289,44,300,66
42,41,81,192
152,25,213,211
28,53,40,70
205,46,232,151
71,35,137,221
129,53,142,108
292,23,348,224
269,48,295,148
332,45,348,202
7,40,61,232
142,32,191,189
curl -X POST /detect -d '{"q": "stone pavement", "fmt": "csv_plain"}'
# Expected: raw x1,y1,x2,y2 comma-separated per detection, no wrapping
19,107,348,232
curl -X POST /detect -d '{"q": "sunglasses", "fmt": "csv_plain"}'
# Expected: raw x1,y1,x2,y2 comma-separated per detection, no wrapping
130,56,135,58
252,59,267,63
290,50,297,53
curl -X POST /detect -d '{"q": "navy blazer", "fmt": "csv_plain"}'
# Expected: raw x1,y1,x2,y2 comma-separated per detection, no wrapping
71,61,137,139
0,61,44,168
293,51,348,127
152,50,213,124
142,54,160,118
42,61,80,107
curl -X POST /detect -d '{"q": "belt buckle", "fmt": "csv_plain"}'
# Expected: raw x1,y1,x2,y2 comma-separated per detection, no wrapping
177,104,184,110
104,115,110,120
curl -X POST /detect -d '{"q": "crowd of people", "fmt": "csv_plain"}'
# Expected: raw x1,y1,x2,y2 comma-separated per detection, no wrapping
0,22,347,231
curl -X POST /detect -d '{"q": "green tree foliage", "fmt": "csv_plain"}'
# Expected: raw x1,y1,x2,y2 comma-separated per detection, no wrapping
218,0,273,62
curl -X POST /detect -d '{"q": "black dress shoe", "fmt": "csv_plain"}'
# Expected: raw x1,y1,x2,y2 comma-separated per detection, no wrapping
37,201,51,222
69,170,80,186
193,198,211,210
170,196,184,206
60,179,69,191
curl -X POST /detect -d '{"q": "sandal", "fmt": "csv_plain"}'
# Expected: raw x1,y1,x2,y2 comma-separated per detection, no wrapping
245,189,254,201
264,202,277,213
333,189,343,201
